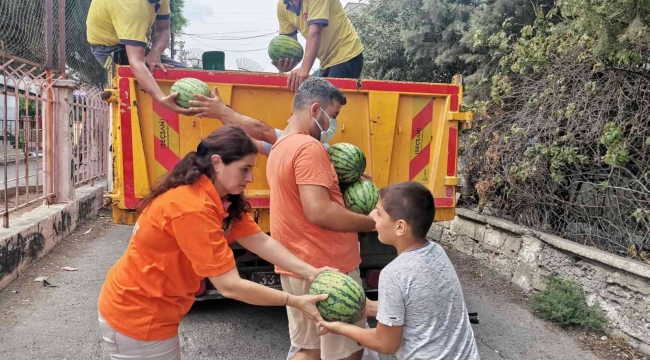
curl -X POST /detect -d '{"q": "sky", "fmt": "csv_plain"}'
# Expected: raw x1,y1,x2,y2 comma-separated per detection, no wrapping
177,0,360,73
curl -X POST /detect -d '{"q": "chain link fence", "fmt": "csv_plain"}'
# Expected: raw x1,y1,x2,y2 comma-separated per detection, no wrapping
0,0,110,227
0,0,107,85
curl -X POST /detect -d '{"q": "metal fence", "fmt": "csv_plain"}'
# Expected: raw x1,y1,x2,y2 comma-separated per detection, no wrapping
72,85,109,187
0,54,55,222
0,0,110,227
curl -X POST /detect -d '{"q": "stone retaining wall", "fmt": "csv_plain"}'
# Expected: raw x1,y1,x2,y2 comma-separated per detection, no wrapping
429,208,650,355
0,181,107,292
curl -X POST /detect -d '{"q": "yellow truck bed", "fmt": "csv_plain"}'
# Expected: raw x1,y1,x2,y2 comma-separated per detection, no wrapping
105,66,472,230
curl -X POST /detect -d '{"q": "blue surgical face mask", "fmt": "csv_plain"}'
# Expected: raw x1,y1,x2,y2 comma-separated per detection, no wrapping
313,107,337,144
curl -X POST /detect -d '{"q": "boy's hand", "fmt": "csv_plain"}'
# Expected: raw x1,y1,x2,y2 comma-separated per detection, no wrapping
362,299,378,319
317,320,347,336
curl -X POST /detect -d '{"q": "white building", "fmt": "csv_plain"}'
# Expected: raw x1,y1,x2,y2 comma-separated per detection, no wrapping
344,2,369,15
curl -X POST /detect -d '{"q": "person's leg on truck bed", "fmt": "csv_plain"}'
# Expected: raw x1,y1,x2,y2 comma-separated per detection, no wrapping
319,53,364,79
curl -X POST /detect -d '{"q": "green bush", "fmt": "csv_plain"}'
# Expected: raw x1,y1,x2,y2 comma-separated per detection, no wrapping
532,276,607,332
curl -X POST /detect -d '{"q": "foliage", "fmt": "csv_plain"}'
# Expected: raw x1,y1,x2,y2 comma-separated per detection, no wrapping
353,0,650,257
149,0,188,58
532,276,607,332
349,0,470,82
461,0,650,255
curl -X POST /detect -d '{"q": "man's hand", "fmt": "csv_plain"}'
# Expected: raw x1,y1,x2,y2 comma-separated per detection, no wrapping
287,67,310,92
306,267,340,283
360,173,373,181
157,92,200,116
145,50,172,75
189,87,229,119
273,58,298,73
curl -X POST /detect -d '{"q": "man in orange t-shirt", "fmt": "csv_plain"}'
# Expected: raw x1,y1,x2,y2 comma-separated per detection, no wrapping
266,78,376,360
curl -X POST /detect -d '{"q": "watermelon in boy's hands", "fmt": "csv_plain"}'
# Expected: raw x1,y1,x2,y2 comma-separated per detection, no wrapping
309,270,366,324
171,78,211,108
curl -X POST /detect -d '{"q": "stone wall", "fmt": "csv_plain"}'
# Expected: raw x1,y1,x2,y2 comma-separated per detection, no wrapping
0,181,107,292
429,208,650,355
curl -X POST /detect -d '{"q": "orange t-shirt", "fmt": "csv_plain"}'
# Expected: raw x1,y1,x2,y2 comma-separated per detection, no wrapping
266,132,360,277
97,175,261,341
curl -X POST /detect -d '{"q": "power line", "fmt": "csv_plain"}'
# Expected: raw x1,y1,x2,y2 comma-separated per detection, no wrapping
182,11,275,15
187,21,277,25
183,29,278,36
182,31,278,41
185,35,269,53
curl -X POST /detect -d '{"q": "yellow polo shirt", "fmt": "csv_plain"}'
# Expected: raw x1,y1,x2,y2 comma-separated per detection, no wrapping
87,0,171,47
277,0,364,69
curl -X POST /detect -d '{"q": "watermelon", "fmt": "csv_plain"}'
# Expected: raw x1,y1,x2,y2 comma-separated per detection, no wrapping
328,143,367,185
268,35,304,63
309,270,366,324
170,78,211,108
344,180,380,215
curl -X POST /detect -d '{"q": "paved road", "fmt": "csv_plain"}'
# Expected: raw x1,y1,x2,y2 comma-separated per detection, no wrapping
0,210,602,360
0,158,43,189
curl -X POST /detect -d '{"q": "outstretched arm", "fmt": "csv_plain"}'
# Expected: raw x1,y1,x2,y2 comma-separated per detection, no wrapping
317,321,403,355
189,87,278,144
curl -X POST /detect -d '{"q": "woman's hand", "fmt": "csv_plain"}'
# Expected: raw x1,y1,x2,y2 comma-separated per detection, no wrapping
287,293,328,323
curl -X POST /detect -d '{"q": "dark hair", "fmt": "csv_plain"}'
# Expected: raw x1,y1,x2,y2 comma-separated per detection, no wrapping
139,125,258,230
292,77,347,112
379,181,435,239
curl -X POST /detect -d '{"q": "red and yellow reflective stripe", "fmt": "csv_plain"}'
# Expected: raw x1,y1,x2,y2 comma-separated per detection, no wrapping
153,102,181,178
409,98,434,184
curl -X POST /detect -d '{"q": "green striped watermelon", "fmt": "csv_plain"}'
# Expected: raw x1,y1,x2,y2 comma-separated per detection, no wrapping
170,78,211,108
309,270,366,324
268,35,304,63
328,143,367,185
344,180,380,215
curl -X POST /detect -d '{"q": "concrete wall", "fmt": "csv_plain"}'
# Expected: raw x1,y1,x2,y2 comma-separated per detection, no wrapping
429,208,650,355
0,181,107,292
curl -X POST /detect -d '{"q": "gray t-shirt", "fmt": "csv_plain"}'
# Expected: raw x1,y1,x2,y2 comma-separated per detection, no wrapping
377,241,480,360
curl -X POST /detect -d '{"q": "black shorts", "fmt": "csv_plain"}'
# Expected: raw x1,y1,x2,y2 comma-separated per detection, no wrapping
319,53,363,79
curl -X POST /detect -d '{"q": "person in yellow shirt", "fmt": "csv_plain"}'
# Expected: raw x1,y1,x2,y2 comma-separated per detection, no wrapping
274,0,364,91
86,0,195,116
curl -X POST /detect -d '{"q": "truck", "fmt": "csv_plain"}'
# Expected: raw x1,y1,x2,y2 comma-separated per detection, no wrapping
102,51,473,301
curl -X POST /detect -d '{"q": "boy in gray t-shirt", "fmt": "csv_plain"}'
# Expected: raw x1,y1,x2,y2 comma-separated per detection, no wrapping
318,181,480,360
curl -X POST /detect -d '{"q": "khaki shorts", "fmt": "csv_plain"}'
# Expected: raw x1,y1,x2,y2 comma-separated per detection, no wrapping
281,268,367,360
98,311,181,360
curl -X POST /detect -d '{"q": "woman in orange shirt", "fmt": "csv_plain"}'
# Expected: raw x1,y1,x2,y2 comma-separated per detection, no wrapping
98,125,331,360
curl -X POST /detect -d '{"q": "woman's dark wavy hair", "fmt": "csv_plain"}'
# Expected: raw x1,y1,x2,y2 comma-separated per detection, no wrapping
139,125,258,230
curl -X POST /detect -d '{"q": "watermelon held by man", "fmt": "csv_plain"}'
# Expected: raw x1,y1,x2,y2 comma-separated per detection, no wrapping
268,35,304,64
327,142,367,185
309,270,366,324
170,78,211,108
343,180,380,215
